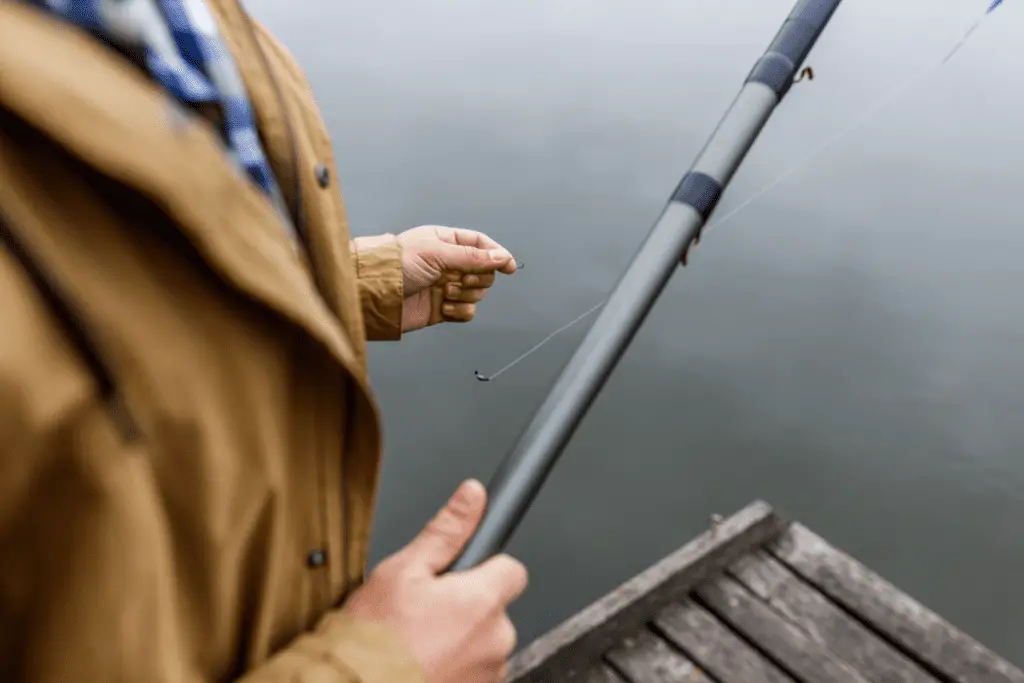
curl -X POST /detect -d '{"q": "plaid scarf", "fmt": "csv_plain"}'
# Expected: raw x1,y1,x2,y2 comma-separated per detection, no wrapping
28,0,294,235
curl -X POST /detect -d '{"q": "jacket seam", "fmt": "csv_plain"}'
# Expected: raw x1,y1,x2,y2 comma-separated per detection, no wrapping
0,209,141,443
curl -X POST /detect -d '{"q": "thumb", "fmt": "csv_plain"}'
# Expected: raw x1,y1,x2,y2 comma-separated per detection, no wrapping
432,242,514,275
401,479,487,574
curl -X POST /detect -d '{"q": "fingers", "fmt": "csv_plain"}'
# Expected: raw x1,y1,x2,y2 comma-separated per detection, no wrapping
444,226,503,252
497,255,517,275
432,242,515,275
445,282,489,304
461,273,495,288
438,275,491,323
401,479,488,574
441,301,476,323
491,662,510,683
467,662,509,683
491,616,517,659
443,272,496,288
446,230,517,274
474,618,516,683
411,225,518,276
468,554,529,607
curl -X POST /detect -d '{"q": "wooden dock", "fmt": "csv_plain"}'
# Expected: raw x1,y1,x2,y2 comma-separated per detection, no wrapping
507,501,1023,683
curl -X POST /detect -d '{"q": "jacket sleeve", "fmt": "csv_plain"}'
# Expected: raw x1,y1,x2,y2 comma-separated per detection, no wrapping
349,234,405,342
238,611,425,682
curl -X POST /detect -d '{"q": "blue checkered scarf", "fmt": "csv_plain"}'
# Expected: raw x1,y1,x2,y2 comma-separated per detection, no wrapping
27,0,294,235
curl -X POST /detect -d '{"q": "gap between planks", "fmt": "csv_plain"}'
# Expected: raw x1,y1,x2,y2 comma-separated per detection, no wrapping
768,523,1024,683
507,500,785,683
727,550,940,683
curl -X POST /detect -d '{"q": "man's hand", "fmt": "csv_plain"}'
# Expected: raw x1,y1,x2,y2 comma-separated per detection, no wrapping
343,480,528,683
396,225,517,332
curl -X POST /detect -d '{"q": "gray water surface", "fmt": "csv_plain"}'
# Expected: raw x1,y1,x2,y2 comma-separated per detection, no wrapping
248,0,1024,661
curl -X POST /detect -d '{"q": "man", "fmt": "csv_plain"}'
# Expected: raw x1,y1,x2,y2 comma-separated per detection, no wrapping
0,1,527,682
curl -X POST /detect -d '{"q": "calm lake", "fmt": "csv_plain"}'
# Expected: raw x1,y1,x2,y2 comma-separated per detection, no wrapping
248,0,1023,661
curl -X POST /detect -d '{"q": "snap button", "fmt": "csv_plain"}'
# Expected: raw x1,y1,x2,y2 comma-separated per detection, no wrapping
314,163,330,188
306,549,327,568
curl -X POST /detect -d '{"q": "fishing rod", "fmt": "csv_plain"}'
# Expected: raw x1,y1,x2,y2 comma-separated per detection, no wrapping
448,0,845,572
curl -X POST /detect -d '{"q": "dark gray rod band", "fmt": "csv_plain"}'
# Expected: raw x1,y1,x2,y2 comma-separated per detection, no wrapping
746,0,842,95
447,0,844,572
670,172,723,221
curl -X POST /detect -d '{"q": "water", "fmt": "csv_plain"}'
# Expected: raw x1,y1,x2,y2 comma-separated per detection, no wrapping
248,0,1024,661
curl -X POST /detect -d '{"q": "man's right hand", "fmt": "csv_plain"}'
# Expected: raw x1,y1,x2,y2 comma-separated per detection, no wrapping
343,480,528,683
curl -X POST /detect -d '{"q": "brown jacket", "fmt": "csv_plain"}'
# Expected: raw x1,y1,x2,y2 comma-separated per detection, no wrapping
0,2,423,681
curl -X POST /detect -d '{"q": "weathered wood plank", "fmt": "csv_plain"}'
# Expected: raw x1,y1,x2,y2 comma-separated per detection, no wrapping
580,662,629,683
769,524,1024,683
507,501,785,683
654,599,796,683
605,628,710,683
728,551,939,683
695,575,872,683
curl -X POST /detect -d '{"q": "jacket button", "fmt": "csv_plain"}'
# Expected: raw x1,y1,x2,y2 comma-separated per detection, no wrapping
314,164,330,188
306,549,327,568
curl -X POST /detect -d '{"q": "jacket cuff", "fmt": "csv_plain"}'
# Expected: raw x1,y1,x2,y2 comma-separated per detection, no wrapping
351,234,404,341
305,611,426,683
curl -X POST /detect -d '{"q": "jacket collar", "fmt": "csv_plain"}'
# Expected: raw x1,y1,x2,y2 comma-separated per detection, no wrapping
0,2,362,375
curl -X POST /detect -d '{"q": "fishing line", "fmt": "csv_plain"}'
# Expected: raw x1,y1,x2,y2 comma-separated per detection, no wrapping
945,0,1004,63
473,300,605,381
474,8,999,383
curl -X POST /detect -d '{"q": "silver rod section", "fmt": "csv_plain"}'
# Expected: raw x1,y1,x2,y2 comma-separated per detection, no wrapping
449,0,844,571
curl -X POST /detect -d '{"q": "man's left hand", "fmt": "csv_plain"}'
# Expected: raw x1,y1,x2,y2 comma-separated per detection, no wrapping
396,225,517,332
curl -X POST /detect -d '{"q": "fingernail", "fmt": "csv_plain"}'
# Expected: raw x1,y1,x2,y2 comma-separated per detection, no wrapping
488,248,512,262
463,274,479,286
442,303,455,315
451,479,484,511
448,486,473,514
446,283,461,298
